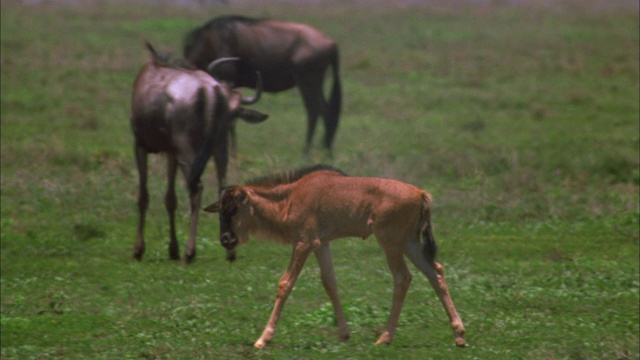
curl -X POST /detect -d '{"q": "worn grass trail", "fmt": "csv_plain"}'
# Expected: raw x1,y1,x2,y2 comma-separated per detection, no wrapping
1,1,638,359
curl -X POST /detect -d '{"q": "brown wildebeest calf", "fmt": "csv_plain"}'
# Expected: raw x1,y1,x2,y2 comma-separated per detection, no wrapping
131,42,268,263
203,165,466,349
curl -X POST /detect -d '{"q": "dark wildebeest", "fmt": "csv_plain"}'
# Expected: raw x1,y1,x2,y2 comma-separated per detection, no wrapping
203,165,466,349
131,42,268,263
184,15,342,155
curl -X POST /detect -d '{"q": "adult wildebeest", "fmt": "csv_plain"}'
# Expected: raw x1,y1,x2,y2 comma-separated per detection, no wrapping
203,165,466,349
131,41,268,263
184,15,342,155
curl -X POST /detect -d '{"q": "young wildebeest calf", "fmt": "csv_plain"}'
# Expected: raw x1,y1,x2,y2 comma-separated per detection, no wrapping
131,42,268,263
204,165,466,349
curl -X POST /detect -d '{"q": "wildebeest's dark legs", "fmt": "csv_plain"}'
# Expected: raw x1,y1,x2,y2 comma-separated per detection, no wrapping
298,74,327,155
324,56,342,151
301,106,320,155
229,122,238,159
181,157,201,264
133,144,148,261
166,154,180,260
213,133,229,192
322,111,339,151
184,181,202,263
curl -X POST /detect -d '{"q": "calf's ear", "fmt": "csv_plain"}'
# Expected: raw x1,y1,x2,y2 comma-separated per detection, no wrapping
236,108,269,124
203,202,222,213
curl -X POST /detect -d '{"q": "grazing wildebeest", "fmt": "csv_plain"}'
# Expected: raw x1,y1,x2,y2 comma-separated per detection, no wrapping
203,165,466,349
184,15,342,155
131,42,268,263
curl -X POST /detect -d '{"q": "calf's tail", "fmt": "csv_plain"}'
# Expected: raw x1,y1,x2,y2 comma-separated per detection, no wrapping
421,192,438,263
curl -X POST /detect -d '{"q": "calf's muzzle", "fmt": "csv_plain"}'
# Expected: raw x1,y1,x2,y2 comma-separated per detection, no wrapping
220,232,238,250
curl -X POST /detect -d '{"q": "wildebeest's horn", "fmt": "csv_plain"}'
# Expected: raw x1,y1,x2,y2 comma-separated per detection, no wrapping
242,72,262,105
206,57,240,74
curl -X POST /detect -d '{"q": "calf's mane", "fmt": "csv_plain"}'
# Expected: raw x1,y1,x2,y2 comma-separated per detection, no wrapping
245,164,347,188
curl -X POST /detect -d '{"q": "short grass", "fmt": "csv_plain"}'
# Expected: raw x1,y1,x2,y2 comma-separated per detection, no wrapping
1,1,638,359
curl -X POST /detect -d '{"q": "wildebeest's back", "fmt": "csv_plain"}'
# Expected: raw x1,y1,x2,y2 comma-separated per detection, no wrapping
237,20,337,91
245,20,336,63
288,172,425,241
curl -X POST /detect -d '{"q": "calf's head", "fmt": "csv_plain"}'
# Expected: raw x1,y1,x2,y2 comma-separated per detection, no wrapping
204,187,250,261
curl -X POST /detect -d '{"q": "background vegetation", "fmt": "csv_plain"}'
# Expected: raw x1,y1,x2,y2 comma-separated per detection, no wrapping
1,0,638,358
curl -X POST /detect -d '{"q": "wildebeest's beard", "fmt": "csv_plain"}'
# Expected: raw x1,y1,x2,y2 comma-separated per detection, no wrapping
219,206,239,251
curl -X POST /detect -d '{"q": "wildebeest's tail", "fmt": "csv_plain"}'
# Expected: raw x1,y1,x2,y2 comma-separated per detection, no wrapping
188,87,228,194
421,192,438,263
324,46,342,149
144,40,173,66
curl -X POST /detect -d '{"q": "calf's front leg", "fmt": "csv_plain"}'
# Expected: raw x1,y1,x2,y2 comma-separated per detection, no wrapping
255,241,312,349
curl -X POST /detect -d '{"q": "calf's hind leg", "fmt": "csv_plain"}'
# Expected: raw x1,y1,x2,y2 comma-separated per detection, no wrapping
404,239,466,347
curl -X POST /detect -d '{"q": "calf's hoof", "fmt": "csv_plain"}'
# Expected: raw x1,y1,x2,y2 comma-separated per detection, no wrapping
374,331,392,345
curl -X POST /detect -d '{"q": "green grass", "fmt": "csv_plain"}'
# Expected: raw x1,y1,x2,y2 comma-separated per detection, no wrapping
1,1,638,359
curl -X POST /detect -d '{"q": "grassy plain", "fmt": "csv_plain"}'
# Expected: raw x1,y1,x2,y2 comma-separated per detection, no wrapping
1,0,639,359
